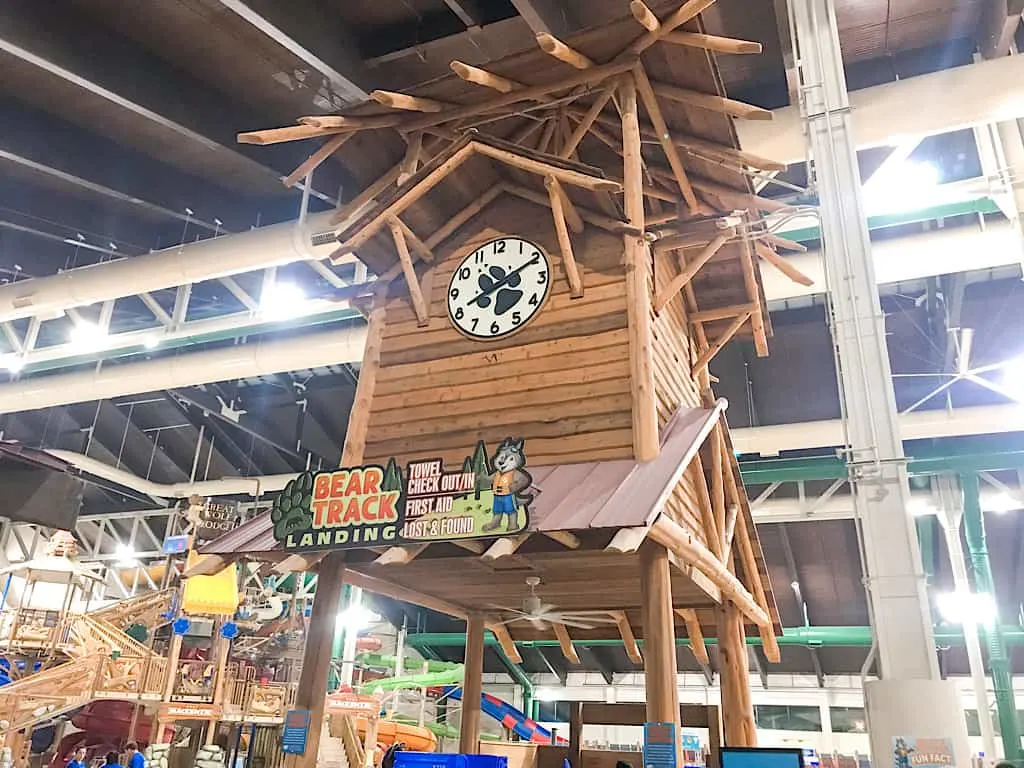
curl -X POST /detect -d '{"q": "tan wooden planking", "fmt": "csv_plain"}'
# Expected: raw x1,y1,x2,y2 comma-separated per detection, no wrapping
368,392,634,441
370,376,630,427
375,328,629,388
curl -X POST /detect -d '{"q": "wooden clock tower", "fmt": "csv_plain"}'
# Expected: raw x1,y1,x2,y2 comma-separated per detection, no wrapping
200,5,806,763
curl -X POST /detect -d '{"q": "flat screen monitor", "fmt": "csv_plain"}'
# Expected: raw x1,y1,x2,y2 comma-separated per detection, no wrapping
720,748,805,768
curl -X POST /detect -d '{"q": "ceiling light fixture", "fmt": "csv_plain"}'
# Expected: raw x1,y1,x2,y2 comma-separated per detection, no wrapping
69,320,109,351
259,281,307,321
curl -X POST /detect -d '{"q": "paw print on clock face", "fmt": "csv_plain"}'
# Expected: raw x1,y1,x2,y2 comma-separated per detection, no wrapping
476,265,523,316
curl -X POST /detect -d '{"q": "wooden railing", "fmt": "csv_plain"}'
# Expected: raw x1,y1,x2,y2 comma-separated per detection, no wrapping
338,715,365,768
91,589,176,631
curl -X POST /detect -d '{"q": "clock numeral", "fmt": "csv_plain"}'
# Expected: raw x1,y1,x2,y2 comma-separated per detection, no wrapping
474,250,484,264
454,307,464,320
512,311,522,325
537,271,547,284
449,287,459,300
458,266,471,280
471,318,479,332
490,321,500,335
494,240,506,254
529,294,538,306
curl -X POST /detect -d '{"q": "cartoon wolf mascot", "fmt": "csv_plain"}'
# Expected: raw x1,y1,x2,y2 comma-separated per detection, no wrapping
482,438,533,532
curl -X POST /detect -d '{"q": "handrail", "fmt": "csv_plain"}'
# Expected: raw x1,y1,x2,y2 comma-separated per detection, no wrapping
338,714,365,768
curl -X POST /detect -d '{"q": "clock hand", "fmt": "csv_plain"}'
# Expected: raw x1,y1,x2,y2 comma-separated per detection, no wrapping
466,255,540,307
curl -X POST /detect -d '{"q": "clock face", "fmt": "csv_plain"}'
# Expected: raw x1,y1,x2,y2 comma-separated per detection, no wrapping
446,237,551,340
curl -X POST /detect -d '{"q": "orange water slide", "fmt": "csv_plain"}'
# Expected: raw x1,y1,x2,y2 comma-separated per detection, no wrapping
355,718,437,753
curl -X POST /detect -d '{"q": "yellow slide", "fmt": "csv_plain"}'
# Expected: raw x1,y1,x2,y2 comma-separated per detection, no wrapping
182,552,241,616
356,718,438,753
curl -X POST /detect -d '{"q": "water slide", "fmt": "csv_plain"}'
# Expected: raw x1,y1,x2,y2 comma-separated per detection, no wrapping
446,689,566,745
355,654,565,746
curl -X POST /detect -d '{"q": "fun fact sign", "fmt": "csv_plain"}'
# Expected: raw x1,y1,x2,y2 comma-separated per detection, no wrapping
270,438,534,551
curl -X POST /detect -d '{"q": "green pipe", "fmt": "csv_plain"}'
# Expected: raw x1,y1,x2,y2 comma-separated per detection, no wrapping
407,625,1024,650
781,198,1000,243
962,473,1021,760
357,652,462,674
492,644,534,720
740,450,1024,485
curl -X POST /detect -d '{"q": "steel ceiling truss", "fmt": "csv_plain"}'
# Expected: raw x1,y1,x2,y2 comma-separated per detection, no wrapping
0,260,355,375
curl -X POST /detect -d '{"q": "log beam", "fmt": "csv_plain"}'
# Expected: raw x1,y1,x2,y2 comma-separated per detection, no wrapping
237,124,345,145
388,220,429,326
755,243,815,286
398,131,424,185
734,514,781,663
344,570,470,618
648,516,769,627
472,142,621,191
630,0,661,31
482,534,531,561
717,601,756,746
738,230,769,358
689,303,756,323
425,184,504,249
663,31,762,54
632,65,699,211
546,176,584,298
543,530,581,549
460,615,485,752
374,544,429,565
450,61,521,93
561,85,617,159
536,33,594,69
371,90,451,113
503,183,638,235
650,81,773,121
622,0,719,56
710,424,727,548
638,541,681,760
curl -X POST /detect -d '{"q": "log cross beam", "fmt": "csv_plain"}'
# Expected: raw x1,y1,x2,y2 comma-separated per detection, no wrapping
691,310,750,375
553,622,581,664
613,611,643,663
734,513,781,662
632,64,699,211
388,219,430,326
675,608,710,665
653,231,731,313
545,176,584,298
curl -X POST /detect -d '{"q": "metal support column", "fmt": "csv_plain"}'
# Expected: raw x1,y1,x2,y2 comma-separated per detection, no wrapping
788,0,972,759
790,0,937,683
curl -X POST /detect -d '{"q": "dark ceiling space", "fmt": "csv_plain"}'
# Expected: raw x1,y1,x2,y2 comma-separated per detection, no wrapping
0,0,1020,685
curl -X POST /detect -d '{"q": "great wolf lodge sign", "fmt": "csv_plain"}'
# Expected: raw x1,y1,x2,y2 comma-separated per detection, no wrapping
270,438,534,551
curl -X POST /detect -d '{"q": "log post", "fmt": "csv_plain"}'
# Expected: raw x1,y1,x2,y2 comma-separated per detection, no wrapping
294,553,347,768
716,601,756,746
638,541,681,758
619,76,659,462
460,614,486,753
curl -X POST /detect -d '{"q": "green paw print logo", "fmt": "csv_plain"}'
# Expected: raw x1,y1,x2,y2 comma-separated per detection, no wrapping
272,472,314,542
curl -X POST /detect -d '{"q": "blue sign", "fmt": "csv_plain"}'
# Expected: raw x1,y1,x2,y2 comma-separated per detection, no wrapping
282,709,311,755
644,722,678,768
163,534,190,555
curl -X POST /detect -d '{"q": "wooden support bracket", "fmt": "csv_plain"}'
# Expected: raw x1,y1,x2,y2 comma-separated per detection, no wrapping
630,0,661,31
284,132,351,188
650,81,773,121
238,124,345,146
653,231,730,313
374,544,430,565
733,516,781,663
755,243,815,286
488,622,523,663
710,424,727,548
553,623,581,664
482,534,531,561
542,530,581,549
675,608,710,665
344,570,470,619
691,311,751,374
561,85,617,159
605,526,650,553
273,553,327,574
398,131,424,185
613,611,643,663
388,219,430,326
545,176,584,298
621,0,719,56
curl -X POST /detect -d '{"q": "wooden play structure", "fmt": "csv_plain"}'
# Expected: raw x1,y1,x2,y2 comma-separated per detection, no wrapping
193,2,794,766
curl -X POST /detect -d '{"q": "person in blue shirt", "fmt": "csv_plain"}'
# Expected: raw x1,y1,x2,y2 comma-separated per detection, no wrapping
125,743,145,768
67,747,87,768
105,752,123,768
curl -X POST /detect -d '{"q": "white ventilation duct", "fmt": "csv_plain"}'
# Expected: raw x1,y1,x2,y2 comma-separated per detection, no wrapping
737,54,1024,164
731,404,1024,456
47,449,293,499
0,324,366,414
0,211,349,324
761,219,1023,303
750,487,1018,523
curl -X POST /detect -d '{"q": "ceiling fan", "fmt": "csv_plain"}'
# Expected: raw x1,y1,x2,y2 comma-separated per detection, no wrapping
489,577,622,629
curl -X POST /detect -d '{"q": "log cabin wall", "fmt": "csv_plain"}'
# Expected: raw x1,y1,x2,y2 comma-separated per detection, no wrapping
364,195,635,470
651,243,709,549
